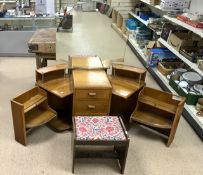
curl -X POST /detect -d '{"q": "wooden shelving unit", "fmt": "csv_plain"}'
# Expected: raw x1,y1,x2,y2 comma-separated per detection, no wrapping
11,87,57,145
131,87,185,146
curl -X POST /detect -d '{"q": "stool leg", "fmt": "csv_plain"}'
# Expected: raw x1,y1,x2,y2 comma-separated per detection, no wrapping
115,142,129,174
72,138,76,173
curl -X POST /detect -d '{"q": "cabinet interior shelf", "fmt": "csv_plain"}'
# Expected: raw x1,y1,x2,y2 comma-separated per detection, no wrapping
24,94,46,112
25,106,56,128
131,110,172,129
138,95,177,114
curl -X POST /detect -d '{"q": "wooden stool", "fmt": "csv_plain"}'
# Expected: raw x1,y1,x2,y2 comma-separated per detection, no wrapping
72,116,129,174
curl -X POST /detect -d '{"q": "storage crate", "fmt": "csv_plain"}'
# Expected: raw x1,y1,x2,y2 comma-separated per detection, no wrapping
169,76,203,105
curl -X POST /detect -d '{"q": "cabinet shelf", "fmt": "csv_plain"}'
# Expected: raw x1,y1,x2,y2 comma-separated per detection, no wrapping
131,110,172,129
25,106,56,128
11,87,57,145
138,96,177,114
24,94,46,112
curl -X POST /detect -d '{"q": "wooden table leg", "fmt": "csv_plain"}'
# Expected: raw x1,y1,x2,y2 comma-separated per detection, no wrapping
36,53,41,69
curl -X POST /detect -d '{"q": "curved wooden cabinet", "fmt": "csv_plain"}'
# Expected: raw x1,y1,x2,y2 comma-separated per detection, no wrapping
130,87,185,146
11,87,57,146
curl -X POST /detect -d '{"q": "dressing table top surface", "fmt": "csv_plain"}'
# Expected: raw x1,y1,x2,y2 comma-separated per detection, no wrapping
73,70,111,89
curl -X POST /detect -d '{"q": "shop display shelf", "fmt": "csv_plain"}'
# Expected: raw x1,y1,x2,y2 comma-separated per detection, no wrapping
129,11,149,26
153,68,203,134
140,0,162,10
128,35,147,62
163,15,203,38
127,37,203,140
158,38,203,76
129,11,161,35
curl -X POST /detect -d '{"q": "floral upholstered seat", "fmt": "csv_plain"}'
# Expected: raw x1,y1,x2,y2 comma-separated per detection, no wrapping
74,116,127,141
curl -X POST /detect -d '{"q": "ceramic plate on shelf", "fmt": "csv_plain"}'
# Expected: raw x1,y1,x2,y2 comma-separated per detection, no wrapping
193,84,203,94
181,72,202,85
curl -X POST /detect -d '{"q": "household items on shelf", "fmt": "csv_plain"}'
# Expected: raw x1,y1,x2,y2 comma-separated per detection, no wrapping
198,60,203,71
169,71,203,105
11,87,57,145
157,61,189,76
180,47,203,63
130,86,185,146
126,18,139,30
160,23,203,64
144,0,160,5
148,18,166,35
196,98,203,117
147,48,179,67
160,23,188,41
0,2,7,17
177,12,203,29
160,0,191,10
132,4,160,22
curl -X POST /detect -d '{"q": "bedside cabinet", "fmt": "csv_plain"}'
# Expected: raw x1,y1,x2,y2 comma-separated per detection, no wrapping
72,70,112,116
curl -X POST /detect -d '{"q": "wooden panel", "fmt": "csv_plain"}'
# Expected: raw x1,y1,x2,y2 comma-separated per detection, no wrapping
73,70,112,89
74,89,111,100
108,76,144,99
69,55,104,69
131,110,172,129
11,101,27,146
74,100,109,115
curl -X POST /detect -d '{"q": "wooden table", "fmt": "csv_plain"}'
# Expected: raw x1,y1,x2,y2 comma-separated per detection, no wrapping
28,29,56,69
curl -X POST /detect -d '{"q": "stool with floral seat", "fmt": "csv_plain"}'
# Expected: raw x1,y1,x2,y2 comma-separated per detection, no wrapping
72,116,129,174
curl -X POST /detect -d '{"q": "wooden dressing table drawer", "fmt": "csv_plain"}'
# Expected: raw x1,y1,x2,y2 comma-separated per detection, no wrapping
74,100,109,115
74,89,111,100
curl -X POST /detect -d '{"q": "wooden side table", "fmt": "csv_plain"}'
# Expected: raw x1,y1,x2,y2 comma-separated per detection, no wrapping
72,116,129,174
28,29,56,69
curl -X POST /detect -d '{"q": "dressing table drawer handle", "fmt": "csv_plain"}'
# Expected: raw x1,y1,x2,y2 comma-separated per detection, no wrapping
88,92,96,96
88,105,95,109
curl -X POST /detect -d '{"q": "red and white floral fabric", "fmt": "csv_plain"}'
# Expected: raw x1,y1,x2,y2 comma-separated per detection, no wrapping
75,116,126,141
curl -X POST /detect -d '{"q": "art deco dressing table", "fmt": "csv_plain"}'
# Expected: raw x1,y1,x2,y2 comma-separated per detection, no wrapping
11,55,147,145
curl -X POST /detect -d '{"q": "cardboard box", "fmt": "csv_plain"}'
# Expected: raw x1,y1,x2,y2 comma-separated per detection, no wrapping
150,0,160,5
116,13,129,28
148,48,178,67
167,32,194,51
144,41,163,58
112,9,118,23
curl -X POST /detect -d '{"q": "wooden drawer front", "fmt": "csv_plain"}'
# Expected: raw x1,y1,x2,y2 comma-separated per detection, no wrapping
74,89,111,100
74,100,109,115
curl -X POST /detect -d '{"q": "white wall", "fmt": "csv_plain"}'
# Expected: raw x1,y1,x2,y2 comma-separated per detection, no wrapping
190,0,203,13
